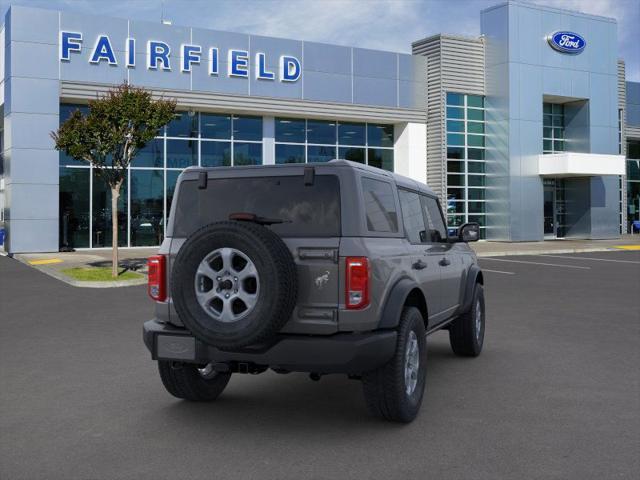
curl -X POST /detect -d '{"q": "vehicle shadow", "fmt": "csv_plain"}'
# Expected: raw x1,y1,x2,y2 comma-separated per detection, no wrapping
88,257,148,271
145,337,462,435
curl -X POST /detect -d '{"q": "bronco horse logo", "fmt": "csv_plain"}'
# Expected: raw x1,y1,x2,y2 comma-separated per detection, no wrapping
315,271,330,289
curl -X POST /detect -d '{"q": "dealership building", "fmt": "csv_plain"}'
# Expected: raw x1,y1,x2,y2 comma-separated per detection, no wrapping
0,1,639,252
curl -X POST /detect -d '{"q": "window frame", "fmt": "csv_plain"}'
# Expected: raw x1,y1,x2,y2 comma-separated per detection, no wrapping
58,104,265,248
360,176,400,235
274,117,394,170
542,103,565,154
445,92,487,238
398,187,429,245
420,194,449,244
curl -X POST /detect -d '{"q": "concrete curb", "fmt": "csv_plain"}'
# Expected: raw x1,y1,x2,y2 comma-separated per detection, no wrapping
46,269,147,288
11,255,147,289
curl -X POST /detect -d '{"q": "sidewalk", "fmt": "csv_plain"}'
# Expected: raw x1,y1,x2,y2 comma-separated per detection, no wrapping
470,235,640,257
11,247,158,288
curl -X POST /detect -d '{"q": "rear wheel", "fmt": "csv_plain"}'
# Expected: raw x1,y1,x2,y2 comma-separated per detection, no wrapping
362,306,427,423
449,283,485,357
158,361,231,401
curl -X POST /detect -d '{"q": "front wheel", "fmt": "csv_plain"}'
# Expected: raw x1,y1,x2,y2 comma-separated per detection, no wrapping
362,306,427,423
449,283,485,357
158,361,231,401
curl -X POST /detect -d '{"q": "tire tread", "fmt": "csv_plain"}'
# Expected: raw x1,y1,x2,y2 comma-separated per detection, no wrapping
362,306,426,423
158,361,231,401
449,283,484,357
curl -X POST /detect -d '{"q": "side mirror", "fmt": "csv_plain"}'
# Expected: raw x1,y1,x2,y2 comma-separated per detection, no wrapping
457,222,480,242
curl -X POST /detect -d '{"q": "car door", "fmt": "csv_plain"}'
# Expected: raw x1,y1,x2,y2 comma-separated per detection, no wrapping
420,194,464,320
398,188,443,322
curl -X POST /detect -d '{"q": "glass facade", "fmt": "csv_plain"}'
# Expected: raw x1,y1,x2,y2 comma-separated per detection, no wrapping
543,103,565,154
58,104,263,248
58,106,398,249
627,140,640,232
274,118,394,170
445,92,486,238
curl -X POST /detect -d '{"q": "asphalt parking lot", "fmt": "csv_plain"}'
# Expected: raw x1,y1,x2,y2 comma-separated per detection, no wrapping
1,250,639,480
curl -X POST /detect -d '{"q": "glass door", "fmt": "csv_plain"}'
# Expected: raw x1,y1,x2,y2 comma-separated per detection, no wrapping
555,179,567,238
543,178,567,238
543,179,555,237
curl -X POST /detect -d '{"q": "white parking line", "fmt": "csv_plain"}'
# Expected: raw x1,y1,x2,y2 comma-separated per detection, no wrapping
481,269,516,275
540,254,640,265
480,258,591,269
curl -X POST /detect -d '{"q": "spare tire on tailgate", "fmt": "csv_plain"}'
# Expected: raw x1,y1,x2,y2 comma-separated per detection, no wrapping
172,221,298,349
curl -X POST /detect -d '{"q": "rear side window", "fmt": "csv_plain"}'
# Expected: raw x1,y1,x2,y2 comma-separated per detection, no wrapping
399,189,427,243
421,195,447,242
173,175,340,237
361,177,398,233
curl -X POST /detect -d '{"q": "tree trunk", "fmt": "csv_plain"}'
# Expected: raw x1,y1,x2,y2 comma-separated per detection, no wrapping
111,184,121,278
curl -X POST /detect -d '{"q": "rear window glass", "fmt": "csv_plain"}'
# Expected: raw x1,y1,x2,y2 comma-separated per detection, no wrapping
172,175,341,237
361,177,398,233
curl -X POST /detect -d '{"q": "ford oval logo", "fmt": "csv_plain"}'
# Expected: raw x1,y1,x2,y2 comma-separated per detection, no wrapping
547,31,586,54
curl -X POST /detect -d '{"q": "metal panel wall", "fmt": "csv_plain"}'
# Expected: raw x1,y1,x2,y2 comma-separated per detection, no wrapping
1,4,429,253
618,60,626,230
2,6,60,252
55,10,428,111
482,1,620,241
60,81,426,124
412,34,485,202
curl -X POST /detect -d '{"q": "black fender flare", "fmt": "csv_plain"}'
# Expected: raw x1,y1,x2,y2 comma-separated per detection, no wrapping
377,278,426,330
458,264,483,314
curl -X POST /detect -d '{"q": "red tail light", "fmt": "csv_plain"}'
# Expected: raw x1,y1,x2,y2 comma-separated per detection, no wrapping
147,255,167,301
346,257,369,309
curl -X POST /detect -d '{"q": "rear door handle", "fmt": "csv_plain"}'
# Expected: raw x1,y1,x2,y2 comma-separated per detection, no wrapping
412,260,427,270
439,257,451,267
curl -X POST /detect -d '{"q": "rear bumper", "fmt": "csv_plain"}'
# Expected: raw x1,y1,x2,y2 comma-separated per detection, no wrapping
143,319,397,374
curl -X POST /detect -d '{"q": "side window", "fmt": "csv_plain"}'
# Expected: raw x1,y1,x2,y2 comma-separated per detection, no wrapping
399,189,427,243
361,177,398,233
421,195,448,243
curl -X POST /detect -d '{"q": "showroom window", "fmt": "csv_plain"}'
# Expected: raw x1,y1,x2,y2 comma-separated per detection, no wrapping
274,118,394,171
618,109,624,233
543,103,565,154
627,140,640,233
58,104,263,248
445,92,486,238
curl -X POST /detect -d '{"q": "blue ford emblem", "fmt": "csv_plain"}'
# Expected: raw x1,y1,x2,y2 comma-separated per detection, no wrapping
547,31,586,54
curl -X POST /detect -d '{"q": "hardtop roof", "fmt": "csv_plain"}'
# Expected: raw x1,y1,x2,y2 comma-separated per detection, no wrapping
185,160,436,197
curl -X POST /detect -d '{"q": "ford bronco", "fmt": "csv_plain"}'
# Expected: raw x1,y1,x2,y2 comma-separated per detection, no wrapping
143,160,484,423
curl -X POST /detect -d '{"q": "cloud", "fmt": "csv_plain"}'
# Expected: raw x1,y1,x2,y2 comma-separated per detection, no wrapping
184,0,428,52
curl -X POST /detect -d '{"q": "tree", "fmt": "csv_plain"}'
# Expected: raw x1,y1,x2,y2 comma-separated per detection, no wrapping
52,83,176,278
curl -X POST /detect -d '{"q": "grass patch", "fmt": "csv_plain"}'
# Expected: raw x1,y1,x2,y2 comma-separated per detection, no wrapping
61,267,144,282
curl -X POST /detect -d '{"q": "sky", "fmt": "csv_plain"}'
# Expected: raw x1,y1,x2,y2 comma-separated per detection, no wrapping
1,0,638,80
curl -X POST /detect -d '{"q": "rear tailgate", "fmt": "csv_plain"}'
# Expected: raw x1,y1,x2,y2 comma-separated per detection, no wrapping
280,237,340,334
168,168,342,333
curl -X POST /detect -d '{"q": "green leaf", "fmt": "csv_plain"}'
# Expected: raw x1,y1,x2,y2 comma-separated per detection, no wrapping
51,82,176,189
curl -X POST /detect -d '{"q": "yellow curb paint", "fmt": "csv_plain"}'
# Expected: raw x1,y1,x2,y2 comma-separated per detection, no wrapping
613,245,640,251
29,259,63,265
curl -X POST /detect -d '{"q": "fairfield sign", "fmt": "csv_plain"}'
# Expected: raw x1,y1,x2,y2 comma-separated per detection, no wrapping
59,31,302,82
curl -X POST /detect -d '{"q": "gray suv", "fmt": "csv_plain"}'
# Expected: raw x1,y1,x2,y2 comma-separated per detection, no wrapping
143,160,484,423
